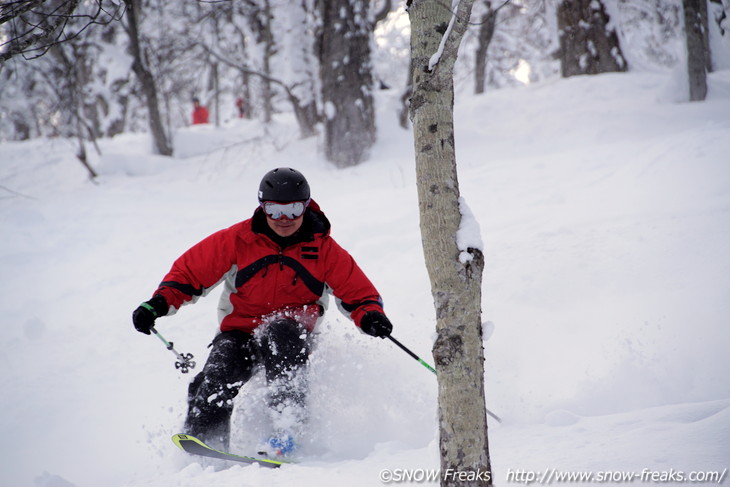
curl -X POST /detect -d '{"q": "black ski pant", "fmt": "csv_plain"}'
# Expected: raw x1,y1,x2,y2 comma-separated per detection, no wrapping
183,318,311,450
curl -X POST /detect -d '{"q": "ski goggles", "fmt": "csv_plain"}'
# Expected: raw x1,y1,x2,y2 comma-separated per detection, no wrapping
260,199,310,220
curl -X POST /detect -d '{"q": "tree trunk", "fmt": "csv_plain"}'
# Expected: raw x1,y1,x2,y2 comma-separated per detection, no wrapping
708,0,727,49
399,57,414,129
290,96,320,139
683,0,710,101
317,0,376,167
408,1,492,485
261,0,274,123
124,0,173,156
474,0,497,95
281,0,320,138
557,0,628,77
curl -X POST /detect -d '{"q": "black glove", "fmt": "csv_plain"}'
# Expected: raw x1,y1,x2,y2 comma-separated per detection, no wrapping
132,295,169,335
360,311,393,338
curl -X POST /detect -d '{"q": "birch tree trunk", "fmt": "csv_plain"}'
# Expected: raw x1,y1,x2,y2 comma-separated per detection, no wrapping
408,1,492,485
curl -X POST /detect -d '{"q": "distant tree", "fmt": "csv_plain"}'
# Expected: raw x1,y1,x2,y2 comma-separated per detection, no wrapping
123,0,172,156
45,39,106,178
683,0,711,101
0,0,122,64
474,0,498,94
557,0,628,77
0,3,131,146
278,1,320,138
474,0,510,95
472,0,530,93
457,0,559,91
316,0,376,167
407,0,493,485
193,0,320,138
707,0,730,71
242,0,275,123
708,0,729,44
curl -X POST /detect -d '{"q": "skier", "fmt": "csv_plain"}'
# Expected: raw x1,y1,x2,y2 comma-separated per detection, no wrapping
191,97,209,124
235,96,246,118
132,167,393,456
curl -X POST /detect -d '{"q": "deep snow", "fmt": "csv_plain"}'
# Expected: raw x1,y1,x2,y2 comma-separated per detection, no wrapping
1,70,729,487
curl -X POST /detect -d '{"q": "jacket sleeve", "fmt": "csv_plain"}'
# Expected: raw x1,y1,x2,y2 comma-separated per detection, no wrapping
321,236,385,327
153,224,239,314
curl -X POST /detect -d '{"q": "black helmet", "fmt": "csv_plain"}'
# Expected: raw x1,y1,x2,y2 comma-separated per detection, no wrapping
258,167,310,202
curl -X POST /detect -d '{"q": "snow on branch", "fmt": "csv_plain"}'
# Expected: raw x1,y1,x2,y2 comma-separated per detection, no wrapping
429,0,460,70
427,0,475,72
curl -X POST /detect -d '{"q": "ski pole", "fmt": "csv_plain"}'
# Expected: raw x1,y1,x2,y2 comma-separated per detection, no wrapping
387,335,502,423
388,335,436,373
150,327,196,374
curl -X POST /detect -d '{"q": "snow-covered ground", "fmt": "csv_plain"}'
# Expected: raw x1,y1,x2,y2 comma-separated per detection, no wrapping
1,70,729,487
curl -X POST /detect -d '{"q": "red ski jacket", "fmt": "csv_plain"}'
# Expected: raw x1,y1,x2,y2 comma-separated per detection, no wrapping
192,106,209,124
152,201,385,333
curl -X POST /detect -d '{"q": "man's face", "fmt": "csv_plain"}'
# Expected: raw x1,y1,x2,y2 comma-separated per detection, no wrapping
260,200,309,237
266,214,304,237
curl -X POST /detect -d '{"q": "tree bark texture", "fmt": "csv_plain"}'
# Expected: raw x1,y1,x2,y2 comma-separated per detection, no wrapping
683,0,710,101
317,0,376,167
557,0,628,77
408,1,492,485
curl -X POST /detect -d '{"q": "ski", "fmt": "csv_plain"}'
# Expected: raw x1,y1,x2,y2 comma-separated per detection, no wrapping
172,434,287,468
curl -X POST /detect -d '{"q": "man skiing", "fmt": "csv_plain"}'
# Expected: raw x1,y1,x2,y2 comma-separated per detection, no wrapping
132,167,393,456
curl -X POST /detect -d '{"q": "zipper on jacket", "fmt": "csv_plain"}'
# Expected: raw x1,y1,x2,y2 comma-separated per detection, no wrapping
278,249,284,270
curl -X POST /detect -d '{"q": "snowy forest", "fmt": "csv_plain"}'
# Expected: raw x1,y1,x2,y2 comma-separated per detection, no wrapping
2,0,729,158
1,1,730,487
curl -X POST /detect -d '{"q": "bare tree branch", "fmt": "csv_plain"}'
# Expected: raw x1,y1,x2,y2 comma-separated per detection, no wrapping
0,0,47,26
0,0,124,64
